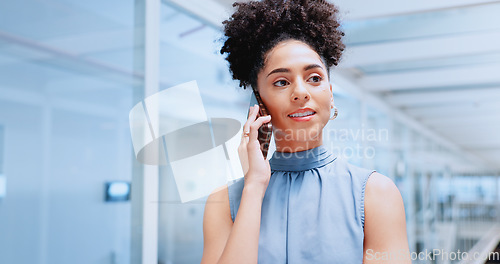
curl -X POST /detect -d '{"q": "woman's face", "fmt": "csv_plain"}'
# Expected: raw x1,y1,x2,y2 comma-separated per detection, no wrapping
256,39,334,152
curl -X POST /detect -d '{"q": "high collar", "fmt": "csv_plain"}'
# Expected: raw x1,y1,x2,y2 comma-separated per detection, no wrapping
269,144,336,172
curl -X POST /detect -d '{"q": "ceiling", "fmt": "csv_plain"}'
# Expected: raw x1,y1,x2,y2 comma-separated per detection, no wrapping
201,0,500,172
333,0,500,172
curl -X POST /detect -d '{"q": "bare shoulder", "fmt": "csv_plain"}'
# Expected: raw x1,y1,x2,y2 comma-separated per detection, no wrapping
204,183,232,226
366,172,397,193
365,172,402,202
207,184,230,204
201,184,233,263
364,172,406,228
364,172,407,237
363,173,411,263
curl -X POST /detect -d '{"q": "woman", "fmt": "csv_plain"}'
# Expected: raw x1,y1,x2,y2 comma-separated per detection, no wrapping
202,0,411,263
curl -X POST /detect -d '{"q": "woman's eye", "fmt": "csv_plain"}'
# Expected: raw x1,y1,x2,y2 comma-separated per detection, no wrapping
308,75,322,83
273,80,289,87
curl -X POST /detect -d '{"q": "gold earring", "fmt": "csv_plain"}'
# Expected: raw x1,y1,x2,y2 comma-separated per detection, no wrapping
330,106,338,120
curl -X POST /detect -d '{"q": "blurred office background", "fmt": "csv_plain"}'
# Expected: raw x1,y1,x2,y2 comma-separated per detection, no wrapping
0,0,499,263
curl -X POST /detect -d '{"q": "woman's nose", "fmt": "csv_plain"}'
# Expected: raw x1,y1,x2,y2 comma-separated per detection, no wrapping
291,80,310,101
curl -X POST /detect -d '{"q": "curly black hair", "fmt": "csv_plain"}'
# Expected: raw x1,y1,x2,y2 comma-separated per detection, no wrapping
220,0,345,90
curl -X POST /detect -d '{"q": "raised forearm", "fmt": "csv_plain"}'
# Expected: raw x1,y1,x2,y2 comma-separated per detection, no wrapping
217,183,266,264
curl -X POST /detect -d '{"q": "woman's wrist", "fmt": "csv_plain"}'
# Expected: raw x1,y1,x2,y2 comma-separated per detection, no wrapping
242,180,268,200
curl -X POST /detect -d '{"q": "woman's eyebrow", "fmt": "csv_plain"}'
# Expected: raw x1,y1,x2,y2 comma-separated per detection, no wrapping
267,68,289,77
304,64,324,71
267,64,324,78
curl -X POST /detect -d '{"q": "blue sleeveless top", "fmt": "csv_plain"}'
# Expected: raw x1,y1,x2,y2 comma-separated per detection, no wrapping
227,144,376,264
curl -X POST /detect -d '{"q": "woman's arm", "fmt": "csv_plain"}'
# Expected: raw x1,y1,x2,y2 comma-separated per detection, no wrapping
201,105,271,264
201,185,233,264
363,172,412,264
201,181,266,264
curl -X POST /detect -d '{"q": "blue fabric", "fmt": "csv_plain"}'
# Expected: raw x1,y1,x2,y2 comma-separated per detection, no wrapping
227,144,376,264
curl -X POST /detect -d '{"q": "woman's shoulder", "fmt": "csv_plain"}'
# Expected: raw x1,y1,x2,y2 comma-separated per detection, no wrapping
202,184,234,263
363,172,408,252
204,183,233,228
205,178,245,224
365,172,397,192
206,183,230,204
365,172,401,203
205,183,230,213
363,171,404,226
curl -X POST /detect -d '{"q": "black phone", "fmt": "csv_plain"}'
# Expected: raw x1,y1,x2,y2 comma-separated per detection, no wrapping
248,89,273,159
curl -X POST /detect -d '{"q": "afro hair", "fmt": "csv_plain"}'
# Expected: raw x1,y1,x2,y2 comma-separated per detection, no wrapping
220,0,345,89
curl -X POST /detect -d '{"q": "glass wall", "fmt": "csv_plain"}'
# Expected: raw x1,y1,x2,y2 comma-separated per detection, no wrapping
157,3,249,263
0,0,139,263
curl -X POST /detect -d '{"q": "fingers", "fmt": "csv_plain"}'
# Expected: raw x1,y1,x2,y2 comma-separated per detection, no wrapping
247,114,271,163
243,104,259,135
240,105,260,175
241,104,271,165
241,105,256,145
248,114,271,142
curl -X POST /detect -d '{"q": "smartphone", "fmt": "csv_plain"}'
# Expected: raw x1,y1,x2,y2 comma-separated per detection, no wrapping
248,90,273,159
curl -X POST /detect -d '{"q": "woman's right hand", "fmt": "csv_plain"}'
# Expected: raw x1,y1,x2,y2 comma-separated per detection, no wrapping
238,104,272,192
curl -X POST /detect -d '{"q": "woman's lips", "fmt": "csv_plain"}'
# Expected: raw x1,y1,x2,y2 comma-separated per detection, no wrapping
289,115,314,122
288,112,316,122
